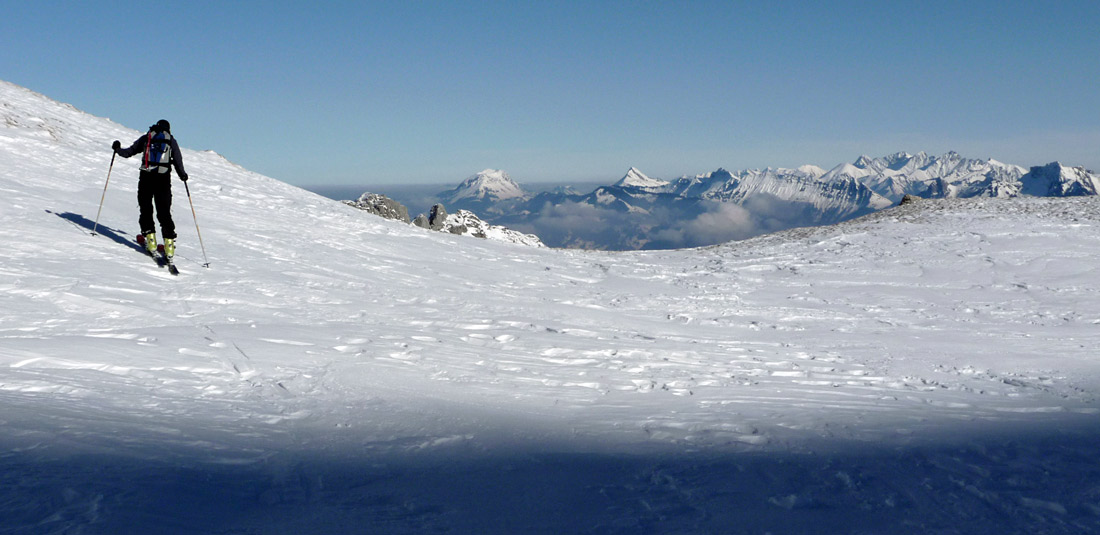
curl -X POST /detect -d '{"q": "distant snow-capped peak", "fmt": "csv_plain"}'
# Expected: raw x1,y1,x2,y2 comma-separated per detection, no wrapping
614,167,668,189
1021,162,1100,197
445,169,527,203
794,164,827,177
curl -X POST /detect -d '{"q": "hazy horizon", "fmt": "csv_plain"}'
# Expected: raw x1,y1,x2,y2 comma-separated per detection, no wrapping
306,180,608,209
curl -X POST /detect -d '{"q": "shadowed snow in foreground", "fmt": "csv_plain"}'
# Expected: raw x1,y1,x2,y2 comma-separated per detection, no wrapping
3,419,1099,535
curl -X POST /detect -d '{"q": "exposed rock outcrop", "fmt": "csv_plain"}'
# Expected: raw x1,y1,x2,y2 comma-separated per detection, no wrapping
351,196,542,247
344,193,410,223
439,209,545,247
428,204,448,231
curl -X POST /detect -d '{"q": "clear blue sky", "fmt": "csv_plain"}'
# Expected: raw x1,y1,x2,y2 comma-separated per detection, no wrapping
3,1,1098,186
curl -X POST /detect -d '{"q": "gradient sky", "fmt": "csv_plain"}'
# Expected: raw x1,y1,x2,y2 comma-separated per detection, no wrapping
4,1,1099,186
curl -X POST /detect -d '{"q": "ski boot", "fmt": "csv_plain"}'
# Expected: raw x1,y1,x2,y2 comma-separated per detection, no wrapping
137,231,158,255
164,238,175,259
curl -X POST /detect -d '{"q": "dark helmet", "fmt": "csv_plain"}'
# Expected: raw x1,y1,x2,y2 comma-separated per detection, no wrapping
151,119,171,133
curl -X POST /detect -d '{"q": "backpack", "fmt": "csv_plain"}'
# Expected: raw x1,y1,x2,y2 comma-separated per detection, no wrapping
141,128,173,174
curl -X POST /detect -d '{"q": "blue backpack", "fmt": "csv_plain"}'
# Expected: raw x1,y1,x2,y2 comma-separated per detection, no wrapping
141,128,172,174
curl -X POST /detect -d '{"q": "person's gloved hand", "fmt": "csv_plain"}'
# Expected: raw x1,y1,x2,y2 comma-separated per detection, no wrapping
112,140,121,151
179,172,189,182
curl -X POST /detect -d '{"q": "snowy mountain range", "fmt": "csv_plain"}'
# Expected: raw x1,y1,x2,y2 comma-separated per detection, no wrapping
3,79,1100,533
826,151,1099,201
436,152,1099,250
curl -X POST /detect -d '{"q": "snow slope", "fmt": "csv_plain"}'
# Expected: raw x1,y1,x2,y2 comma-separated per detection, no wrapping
3,80,1100,534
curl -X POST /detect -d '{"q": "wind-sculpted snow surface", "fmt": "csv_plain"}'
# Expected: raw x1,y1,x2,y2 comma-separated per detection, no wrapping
2,79,1100,533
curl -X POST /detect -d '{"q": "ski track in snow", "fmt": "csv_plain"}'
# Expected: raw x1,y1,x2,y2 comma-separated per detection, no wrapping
3,80,1100,533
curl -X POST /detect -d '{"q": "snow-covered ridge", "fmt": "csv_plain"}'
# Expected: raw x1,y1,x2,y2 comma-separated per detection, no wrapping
667,165,893,214
641,149,1095,206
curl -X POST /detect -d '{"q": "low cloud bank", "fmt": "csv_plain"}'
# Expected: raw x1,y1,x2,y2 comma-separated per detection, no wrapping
502,193,823,250
350,185,838,251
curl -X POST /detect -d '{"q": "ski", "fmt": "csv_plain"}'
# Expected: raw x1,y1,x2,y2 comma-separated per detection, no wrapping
139,245,165,268
143,248,165,268
163,255,180,276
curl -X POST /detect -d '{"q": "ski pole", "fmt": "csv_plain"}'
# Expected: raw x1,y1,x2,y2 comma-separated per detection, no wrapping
91,152,116,235
184,180,211,268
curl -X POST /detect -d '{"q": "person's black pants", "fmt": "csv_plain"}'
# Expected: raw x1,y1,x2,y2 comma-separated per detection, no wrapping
137,171,175,239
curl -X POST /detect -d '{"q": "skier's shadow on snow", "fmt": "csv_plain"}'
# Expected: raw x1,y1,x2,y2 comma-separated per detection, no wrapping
50,210,144,253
